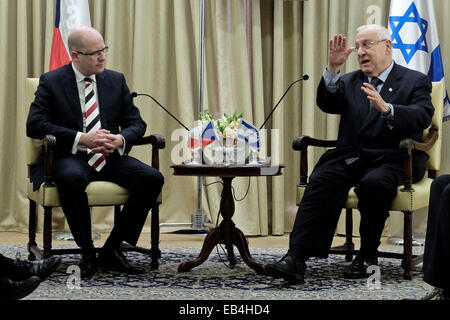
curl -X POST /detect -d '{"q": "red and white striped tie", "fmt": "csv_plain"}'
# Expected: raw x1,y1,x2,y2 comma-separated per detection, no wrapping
84,78,106,171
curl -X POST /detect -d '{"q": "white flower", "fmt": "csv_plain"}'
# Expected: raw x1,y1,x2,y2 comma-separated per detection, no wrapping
223,126,236,139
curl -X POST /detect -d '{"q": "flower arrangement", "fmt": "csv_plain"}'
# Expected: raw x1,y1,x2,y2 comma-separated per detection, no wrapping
187,109,261,165
199,110,244,144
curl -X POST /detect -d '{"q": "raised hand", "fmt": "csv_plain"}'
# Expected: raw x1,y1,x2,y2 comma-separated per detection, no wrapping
327,34,355,74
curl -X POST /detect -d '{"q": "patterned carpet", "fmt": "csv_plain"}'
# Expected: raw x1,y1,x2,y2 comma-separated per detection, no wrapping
1,244,428,301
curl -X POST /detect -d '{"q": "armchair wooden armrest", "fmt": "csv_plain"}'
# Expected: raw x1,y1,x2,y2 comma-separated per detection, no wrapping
399,127,438,191
292,135,337,186
136,134,166,149
135,134,166,171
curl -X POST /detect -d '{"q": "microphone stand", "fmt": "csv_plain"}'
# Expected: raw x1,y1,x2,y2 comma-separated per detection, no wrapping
140,0,213,233
247,75,308,164
132,93,190,131
132,91,215,231
259,75,308,130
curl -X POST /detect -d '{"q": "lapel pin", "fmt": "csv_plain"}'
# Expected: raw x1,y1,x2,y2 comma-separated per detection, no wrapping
389,88,393,92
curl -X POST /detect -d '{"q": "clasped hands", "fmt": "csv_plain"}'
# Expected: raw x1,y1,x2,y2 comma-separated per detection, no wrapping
80,129,124,156
327,34,390,115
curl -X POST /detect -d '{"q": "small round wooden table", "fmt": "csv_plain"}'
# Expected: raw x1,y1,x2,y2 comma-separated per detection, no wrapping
171,164,284,275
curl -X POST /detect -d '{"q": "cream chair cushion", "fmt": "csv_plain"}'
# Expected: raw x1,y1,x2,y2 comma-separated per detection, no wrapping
27,181,130,207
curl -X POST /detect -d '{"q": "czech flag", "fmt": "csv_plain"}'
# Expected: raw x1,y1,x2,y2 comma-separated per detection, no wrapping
49,0,91,71
187,124,203,150
201,121,220,147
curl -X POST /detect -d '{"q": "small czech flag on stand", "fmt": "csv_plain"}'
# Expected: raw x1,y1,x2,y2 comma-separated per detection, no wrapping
201,121,220,147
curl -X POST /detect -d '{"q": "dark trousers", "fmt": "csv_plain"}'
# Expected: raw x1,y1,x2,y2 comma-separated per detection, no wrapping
423,174,450,290
289,157,401,259
52,153,164,253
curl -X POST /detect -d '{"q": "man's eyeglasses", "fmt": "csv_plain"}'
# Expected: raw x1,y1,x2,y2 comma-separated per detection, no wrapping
355,39,387,51
77,46,109,57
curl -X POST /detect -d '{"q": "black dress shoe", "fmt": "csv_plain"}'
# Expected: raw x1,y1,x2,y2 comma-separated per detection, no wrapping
264,253,306,284
79,251,97,279
9,256,62,281
342,253,378,279
98,249,145,274
0,276,41,300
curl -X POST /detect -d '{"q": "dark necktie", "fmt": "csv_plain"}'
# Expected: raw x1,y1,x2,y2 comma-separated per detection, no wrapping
370,77,383,90
367,77,383,112
84,78,106,171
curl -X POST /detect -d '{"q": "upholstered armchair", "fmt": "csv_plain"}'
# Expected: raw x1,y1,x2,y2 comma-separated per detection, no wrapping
25,78,165,270
293,82,444,280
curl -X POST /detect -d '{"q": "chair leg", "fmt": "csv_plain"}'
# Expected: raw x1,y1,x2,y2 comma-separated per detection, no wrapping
28,199,37,261
402,211,413,280
329,209,355,259
150,203,161,270
344,208,355,262
43,207,53,258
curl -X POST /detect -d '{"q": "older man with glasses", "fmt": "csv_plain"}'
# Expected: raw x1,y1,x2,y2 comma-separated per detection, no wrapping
26,26,164,279
264,24,434,284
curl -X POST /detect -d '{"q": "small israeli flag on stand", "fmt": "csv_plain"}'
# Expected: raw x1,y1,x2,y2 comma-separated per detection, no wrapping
237,119,260,152
237,119,260,164
389,0,450,121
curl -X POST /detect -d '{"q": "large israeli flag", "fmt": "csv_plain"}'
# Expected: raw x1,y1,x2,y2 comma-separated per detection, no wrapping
389,0,450,121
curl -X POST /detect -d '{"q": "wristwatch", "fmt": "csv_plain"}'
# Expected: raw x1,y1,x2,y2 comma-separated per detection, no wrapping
383,103,393,116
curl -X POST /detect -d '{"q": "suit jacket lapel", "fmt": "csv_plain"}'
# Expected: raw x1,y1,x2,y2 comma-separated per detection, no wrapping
62,64,83,130
379,63,401,103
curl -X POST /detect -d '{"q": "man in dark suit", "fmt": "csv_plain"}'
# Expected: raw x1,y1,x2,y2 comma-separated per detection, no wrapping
421,175,450,300
265,24,434,284
26,26,164,279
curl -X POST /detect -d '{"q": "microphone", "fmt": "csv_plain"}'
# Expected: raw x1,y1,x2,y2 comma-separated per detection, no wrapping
259,74,309,130
132,92,190,131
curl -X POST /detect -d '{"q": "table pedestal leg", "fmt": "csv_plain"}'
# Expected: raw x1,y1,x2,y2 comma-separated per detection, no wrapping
178,177,264,274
